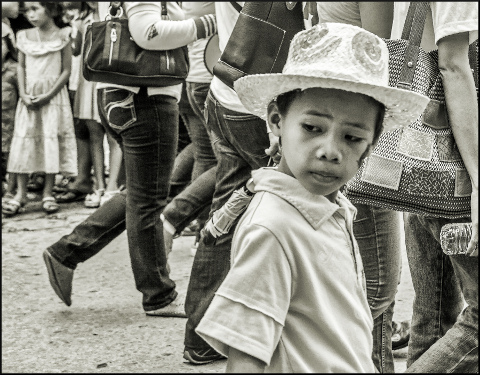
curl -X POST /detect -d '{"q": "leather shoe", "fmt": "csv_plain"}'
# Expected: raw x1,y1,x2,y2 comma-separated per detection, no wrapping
43,250,74,306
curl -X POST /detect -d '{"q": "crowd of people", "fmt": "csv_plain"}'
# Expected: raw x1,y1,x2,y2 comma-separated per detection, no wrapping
2,1,477,373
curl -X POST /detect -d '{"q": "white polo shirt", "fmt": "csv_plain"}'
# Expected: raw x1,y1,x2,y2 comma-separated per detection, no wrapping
196,167,375,372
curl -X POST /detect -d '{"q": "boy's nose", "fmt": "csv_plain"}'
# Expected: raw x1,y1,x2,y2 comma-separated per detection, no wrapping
315,139,342,162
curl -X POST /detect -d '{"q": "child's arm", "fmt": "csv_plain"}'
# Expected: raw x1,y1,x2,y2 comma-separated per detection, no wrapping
226,348,266,373
438,32,478,255
31,40,72,108
17,50,35,110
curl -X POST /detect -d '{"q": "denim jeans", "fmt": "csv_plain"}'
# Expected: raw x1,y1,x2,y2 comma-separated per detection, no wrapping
184,82,216,182
48,189,127,268
354,204,402,373
163,82,217,233
403,213,478,373
184,91,270,349
98,87,178,311
168,143,194,199
163,165,217,234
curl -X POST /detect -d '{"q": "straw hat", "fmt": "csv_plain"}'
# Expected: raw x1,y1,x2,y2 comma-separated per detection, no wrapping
234,23,430,131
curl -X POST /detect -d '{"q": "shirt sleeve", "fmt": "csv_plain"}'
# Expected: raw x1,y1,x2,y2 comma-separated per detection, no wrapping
431,2,478,44
125,2,197,50
195,223,292,365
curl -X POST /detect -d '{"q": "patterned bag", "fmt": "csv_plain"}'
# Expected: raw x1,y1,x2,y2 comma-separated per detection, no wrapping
344,2,478,219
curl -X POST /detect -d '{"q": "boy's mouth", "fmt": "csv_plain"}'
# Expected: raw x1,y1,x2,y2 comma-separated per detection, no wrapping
310,171,338,183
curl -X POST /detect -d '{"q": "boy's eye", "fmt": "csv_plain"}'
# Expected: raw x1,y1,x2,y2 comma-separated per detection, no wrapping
302,124,322,133
345,134,363,142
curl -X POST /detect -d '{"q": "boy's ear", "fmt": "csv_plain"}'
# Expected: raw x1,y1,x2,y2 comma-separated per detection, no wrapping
267,101,282,137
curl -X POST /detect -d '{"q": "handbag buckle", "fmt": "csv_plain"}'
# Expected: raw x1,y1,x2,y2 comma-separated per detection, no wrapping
106,5,124,20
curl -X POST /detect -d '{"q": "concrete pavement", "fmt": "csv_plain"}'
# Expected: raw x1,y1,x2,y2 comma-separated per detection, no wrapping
2,198,412,372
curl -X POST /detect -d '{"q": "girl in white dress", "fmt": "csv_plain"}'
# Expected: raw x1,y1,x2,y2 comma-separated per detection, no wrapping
2,2,76,216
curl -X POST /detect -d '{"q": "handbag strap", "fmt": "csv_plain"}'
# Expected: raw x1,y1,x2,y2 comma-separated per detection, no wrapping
397,2,430,90
230,1,243,13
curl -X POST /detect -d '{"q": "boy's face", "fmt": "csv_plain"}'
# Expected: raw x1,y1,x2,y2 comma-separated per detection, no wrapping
269,87,380,202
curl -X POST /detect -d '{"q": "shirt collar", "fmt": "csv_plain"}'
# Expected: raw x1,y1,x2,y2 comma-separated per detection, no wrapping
251,167,357,230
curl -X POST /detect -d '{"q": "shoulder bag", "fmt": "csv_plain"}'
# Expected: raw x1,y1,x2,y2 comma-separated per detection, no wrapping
212,1,305,89
343,2,478,218
83,2,189,87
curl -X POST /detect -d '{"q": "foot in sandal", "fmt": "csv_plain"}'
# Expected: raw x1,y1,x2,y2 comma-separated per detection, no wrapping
42,197,60,214
2,198,26,216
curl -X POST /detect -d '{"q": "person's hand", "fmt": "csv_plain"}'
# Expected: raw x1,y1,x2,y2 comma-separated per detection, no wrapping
31,93,52,108
466,186,478,256
265,133,281,165
21,95,37,110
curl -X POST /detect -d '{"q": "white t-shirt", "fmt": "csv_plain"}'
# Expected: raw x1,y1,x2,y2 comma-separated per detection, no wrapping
209,2,249,113
196,168,374,372
182,2,215,84
391,2,478,51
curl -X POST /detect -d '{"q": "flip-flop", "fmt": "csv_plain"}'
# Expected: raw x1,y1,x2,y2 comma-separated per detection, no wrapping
42,197,60,214
2,199,25,216
55,189,89,203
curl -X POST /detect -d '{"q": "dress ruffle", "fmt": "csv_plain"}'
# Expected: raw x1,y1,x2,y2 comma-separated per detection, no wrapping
16,28,71,56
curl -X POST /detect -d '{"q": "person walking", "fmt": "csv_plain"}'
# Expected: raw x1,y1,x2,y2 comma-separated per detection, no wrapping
43,1,217,317
391,2,478,372
182,1,278,364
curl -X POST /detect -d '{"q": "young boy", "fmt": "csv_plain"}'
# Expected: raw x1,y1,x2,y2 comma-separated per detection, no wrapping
194,23,430,372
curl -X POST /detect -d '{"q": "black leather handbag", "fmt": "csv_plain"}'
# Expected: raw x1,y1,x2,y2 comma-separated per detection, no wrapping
83,2,189,87
213,1,304,89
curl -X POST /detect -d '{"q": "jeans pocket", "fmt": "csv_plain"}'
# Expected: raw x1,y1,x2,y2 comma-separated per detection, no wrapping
102,88,137,132
223,113,270,162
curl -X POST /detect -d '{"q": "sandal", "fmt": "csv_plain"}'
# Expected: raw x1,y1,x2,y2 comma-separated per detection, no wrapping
2,199,26,216
53,175,75,194
2,192,15,205
392,320,411,350
56,189,89,203
42,197,60,214
27,172,45,192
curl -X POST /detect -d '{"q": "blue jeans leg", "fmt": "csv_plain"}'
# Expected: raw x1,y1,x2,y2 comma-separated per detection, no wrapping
99,87,179,311
184,91,270,350
354,204,402,373
404,213,478,373
182,82,216,182
48,189,127,270
163,165,217,234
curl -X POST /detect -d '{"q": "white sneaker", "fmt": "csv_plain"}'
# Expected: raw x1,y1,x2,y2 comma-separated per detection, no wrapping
84,189,104,208
100,189,120,206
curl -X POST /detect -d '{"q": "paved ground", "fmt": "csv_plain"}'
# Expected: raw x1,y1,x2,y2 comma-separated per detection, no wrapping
2,195,412,373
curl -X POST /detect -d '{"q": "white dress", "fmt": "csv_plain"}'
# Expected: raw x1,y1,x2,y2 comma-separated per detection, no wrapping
7,28,77,174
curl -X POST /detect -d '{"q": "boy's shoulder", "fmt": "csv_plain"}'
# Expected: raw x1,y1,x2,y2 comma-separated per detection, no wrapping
239,190,307,236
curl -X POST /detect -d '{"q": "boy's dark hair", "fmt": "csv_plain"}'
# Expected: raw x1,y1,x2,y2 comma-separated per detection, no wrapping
39,2,69,28
275,89,385,145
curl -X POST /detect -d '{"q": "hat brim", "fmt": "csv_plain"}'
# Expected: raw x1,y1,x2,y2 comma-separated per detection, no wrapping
234,74,430,131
